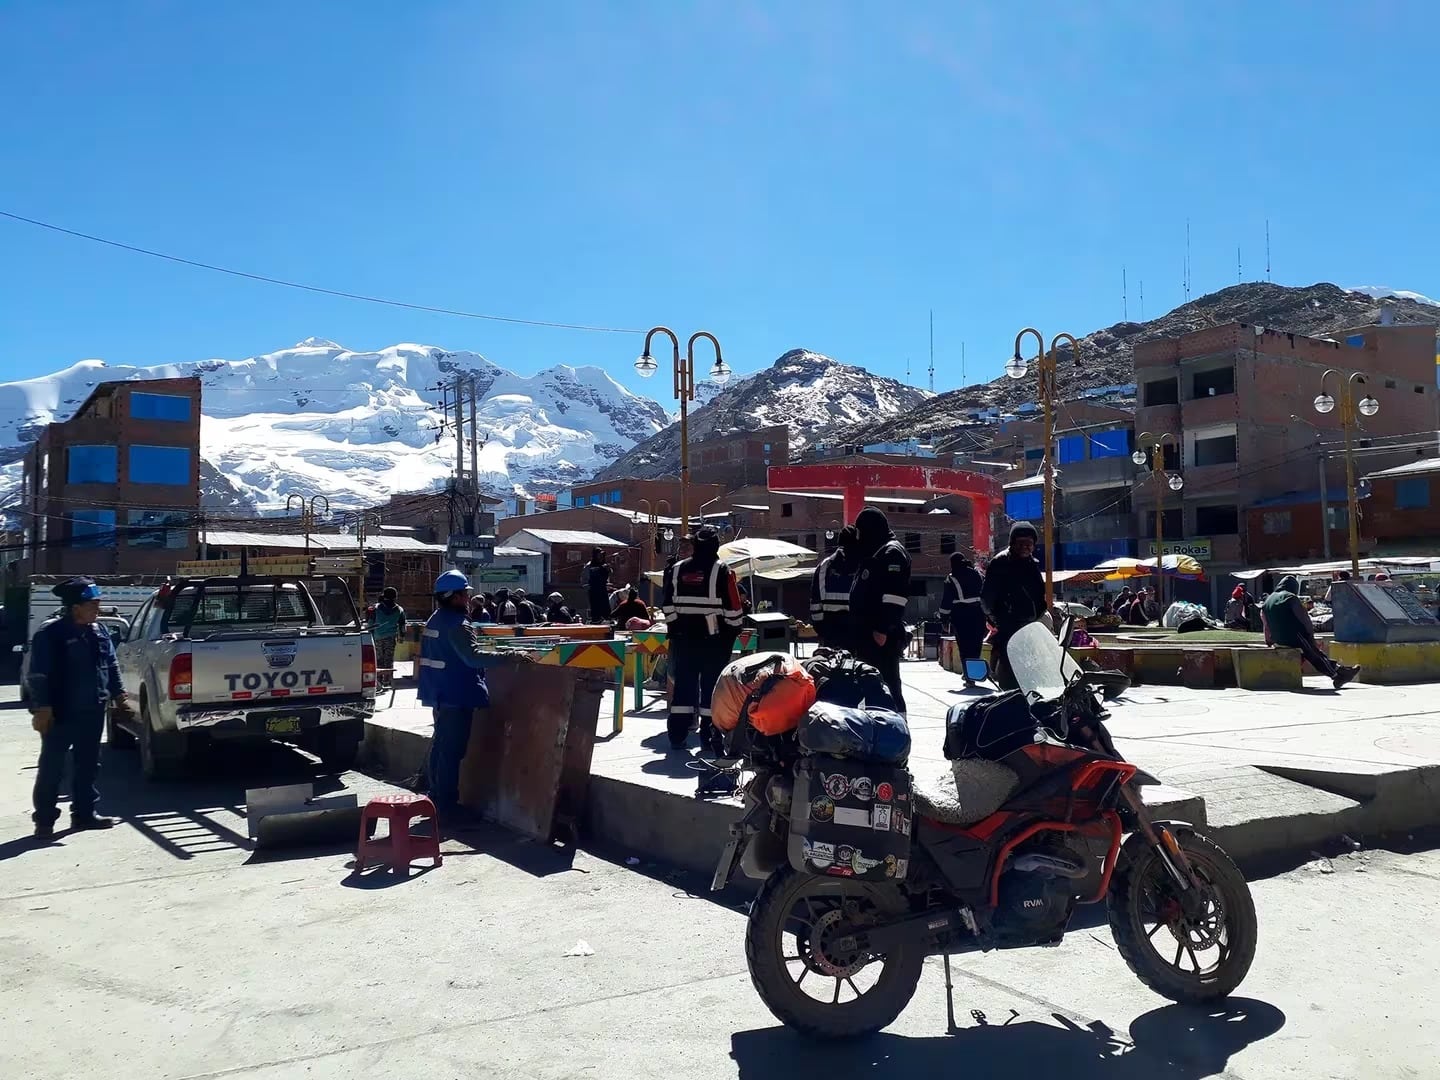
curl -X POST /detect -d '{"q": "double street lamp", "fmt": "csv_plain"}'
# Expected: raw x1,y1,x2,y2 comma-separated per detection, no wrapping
1132,433,1184,612
635,328,732,537
1006,327,1082,609
1314,370,1380,577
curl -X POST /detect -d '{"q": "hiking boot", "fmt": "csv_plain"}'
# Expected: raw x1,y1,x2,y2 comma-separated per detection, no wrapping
33,820,56,840
1332,665,1361,690
70,814,118,831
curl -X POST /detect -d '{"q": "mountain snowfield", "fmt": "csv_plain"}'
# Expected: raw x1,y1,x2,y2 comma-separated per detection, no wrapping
0,339,671,511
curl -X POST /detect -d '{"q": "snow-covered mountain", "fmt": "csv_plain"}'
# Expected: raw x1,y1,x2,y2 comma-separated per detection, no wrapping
0,340,672,511
596,349,932,480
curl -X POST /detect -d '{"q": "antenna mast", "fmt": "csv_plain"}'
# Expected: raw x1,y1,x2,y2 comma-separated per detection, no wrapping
960,341,965,388
1266,219,1272,282
1184,218,1192,302
1123,266,1128,320
1237,245,1242,285
928,309,934,391
1139,279,1145,321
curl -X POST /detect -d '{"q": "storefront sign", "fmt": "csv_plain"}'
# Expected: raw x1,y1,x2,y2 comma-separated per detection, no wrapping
474,567,522,584
1146,539,1212,561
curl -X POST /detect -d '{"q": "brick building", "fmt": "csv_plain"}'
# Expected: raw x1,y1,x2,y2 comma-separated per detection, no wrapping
690,424,789,489
991,402,1138,570
1360,456,1440,555
19,377,202,577
565,476,723,515
1132,321,1438,600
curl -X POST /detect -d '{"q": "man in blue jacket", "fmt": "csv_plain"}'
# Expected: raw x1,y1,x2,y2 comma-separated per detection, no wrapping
26,577,135,839
418,570,526,820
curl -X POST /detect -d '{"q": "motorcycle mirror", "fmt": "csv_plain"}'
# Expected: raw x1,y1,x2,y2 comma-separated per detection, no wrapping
963,658,990,683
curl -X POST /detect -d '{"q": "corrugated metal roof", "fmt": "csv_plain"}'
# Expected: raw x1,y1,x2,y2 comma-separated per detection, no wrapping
509,528,630,548
200,529,444,553
1364,457,1440,480
494,546,544,558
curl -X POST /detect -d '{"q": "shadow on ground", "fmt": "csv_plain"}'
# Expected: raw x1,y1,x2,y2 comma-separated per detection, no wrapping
731,997,1285,1079
1,735,356,864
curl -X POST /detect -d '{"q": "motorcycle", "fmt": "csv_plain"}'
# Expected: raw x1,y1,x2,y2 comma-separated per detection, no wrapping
712,618,1256,1039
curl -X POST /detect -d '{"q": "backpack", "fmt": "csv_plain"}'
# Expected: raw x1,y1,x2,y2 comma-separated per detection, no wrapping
711,651,817,736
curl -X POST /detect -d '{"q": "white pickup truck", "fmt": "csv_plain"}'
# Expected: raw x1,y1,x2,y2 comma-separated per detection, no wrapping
114,574,376,779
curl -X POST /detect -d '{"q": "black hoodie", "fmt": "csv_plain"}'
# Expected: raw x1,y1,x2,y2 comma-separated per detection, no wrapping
980,520,1046,641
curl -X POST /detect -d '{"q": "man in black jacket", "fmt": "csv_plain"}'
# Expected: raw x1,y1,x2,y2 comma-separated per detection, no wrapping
847,507,912,711
980,520,1047,690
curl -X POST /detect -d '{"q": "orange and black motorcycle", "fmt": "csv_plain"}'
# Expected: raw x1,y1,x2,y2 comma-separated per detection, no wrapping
712,620,1257,1038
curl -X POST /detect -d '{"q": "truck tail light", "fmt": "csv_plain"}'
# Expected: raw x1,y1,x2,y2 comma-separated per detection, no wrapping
168,652,192,700
362,642,376,689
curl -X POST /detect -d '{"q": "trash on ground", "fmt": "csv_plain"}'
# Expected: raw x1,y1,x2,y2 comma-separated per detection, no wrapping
563,940,595,957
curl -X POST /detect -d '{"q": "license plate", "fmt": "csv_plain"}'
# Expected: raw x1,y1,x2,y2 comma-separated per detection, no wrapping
264,716,303,734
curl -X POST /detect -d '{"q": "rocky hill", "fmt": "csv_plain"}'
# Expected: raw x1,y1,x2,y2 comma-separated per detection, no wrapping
842,283,1440,446
594,349,931,480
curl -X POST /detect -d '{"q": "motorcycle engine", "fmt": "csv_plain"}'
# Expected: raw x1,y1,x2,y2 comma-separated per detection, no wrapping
991,839,1083,946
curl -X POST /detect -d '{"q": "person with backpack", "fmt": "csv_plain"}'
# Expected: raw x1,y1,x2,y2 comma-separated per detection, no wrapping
369,587,406,689
492,588,519,625
512,589,539,624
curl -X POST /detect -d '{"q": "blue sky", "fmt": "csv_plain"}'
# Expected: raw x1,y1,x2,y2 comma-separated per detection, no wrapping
2,1,1436,398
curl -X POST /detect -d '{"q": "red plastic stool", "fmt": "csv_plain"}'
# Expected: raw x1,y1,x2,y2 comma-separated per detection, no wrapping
356,793,442,872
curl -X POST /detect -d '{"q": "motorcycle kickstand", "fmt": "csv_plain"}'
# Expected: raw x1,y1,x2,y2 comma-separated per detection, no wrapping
943,953,957,1034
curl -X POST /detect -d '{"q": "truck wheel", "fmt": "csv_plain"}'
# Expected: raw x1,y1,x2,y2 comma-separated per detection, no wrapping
315,725,362,772
139,698,187,781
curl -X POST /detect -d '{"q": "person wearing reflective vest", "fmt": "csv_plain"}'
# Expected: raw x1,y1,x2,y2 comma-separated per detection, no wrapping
938,550,987,685
418,570,525,818
847,507,912,712
660,525,744,751
808,525,858,649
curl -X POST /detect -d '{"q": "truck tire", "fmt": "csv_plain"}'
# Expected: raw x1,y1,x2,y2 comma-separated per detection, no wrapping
315,723,363,773
139,696,187,781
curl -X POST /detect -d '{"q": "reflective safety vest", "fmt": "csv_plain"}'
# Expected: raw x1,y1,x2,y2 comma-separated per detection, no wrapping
661,556,743,639
417,607,490,709
809,551,854,627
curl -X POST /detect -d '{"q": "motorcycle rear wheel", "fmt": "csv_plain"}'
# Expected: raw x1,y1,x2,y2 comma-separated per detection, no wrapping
745,865,922,1039
1108,827,1257,1002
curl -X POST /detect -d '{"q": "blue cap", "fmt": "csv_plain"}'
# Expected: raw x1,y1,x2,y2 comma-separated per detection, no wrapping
52,576,102,605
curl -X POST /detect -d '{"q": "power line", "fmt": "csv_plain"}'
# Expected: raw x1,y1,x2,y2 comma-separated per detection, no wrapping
0,209,644,335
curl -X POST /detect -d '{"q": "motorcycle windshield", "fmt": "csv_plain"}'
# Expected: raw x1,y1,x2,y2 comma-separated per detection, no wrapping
1007,621,1082,702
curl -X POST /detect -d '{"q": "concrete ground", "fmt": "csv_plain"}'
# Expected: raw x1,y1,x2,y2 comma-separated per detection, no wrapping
371,655,1440,869
3,681,1439,1079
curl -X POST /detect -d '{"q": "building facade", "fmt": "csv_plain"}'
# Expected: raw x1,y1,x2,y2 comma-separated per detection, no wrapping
690,424,789,489
1132,322,1439,593
20,377,202,577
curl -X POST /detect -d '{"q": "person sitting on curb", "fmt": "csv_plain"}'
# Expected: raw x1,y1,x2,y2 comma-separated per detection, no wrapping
1262,574,1360,690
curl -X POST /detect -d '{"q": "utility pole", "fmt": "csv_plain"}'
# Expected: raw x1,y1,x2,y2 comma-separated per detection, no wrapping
453,373,466,488
468,374,479,530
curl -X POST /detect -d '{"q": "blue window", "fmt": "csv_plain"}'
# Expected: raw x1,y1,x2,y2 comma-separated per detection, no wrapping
1057,434,1086,464
576,495,589,506
1059,539,1134,569
1024,447,1044,462
130,392,191,422
1396,477,1431,509
1091,429,1131,459
611,489,623,504
67,445,118,484
71,509,117,548
129,445,191,485
1006,489,1042,521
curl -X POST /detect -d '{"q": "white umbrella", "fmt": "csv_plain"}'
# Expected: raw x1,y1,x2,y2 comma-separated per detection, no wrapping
717,537,817,578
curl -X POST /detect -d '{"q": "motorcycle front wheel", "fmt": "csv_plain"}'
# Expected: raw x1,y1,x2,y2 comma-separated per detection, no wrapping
745,865,923,1039
1108,827,1257,1002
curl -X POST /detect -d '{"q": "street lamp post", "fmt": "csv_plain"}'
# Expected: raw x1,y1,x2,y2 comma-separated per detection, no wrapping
285,494,330,557
1132,433,1183,612
1314,370,1380,577
1007,328,1082,609
635,328,732,540
337,509,383,608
